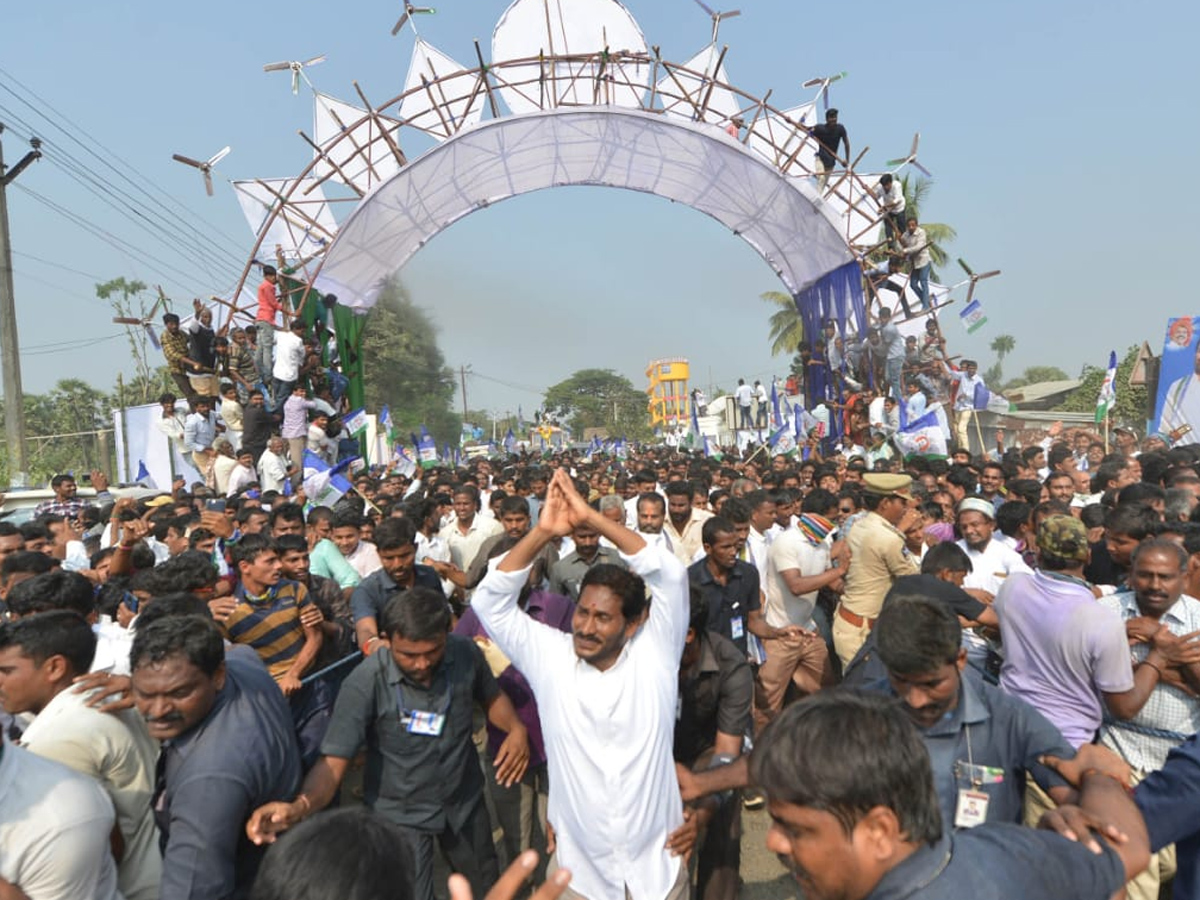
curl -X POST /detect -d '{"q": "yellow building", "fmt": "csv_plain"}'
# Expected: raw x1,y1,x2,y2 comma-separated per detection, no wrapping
646,358,690,428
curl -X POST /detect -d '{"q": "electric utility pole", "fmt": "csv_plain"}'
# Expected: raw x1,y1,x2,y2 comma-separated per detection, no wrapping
0,124,42,485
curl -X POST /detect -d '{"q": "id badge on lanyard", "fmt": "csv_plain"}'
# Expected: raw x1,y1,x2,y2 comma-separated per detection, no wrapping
397,683,450,737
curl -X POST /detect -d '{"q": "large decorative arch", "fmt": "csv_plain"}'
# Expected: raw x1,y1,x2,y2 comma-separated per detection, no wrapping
312,107,856,314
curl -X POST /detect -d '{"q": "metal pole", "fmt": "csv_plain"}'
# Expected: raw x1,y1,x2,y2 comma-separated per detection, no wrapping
459,364,469,419
0,126,40,485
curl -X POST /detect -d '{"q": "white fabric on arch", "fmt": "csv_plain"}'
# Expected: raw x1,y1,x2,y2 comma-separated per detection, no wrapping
398,40,486,141
232,177,338,260
312,92,402,191
491,0,650,115
312,108,854,312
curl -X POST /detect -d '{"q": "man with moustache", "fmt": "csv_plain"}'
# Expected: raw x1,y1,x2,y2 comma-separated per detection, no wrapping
472,469,695,900
130,615,300,900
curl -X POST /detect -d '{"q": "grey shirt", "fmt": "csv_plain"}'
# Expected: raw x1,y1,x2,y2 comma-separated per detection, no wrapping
320,635,501,832
865,675,1074,827
548,547,626,601
157,646,301,900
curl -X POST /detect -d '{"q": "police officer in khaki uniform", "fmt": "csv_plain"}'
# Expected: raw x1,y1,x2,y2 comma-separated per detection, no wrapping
832,473,921,667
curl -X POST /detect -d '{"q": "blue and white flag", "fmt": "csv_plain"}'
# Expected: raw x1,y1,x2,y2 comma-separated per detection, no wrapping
768,425,798,457
771,382,782,429
960,299,987,335
134,460,156,490
517,406,526,432
894,405,948,459
1096,351,1118,424
972,381,1011,414
703,434,724,460
302,449,353,506
342,407,369,438
416,426,438,468
379,405,394,440
503,428,517,454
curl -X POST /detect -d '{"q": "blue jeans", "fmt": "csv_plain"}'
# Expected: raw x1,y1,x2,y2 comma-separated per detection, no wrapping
886,357,904,400
911,264,931,309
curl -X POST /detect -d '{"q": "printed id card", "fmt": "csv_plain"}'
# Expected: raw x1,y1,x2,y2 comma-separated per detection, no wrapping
731,616,745,640
954,789,989,828
406,711,446,736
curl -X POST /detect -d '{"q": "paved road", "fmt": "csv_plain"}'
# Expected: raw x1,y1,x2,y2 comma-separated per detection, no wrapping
739,805,799,900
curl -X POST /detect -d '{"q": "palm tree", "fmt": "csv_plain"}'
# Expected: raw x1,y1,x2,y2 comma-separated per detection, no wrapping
900,175,957,273
990,334,1015,362
989,334,1016,383
761,291,805,356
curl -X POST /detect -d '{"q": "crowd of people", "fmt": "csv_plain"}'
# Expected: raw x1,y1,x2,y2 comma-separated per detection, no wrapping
6,401,1200,900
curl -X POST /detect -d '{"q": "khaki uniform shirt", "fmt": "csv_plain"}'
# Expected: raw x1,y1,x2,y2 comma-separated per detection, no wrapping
664,508,714,566
840,511,919,618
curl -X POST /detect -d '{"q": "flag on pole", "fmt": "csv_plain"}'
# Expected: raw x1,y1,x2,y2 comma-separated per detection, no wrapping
972,381,1012,414
1096,350,1118,424
342,407,369,438
689,401,701,447
517,406,525,432
379,405,393,441
771,382,782,429
960,299,988,334
134,460,156,490
503,428,516,454
703,434,724,460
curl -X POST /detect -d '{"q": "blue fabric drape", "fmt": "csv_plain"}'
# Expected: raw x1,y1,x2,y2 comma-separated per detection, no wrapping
793,260,864,452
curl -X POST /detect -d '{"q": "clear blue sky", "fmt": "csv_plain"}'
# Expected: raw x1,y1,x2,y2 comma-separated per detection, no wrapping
1,0,1197,420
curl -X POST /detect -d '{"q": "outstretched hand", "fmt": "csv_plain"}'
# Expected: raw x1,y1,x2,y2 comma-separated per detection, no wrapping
448,852,570,900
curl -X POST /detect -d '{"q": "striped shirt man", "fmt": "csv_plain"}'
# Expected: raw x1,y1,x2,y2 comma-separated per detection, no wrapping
224,579,313,681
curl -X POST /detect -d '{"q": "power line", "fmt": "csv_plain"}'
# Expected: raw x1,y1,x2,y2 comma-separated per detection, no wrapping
12,249,108,282
13,184,212,289
0,68,250,265
0,98,243,287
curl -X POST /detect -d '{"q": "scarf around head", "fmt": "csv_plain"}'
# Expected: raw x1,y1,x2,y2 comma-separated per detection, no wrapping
798,513,835,544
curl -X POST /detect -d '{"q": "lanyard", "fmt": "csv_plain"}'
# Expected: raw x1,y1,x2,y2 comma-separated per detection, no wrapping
395,680,452,723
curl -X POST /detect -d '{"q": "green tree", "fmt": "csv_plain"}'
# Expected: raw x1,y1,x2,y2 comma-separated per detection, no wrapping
0,379,112,485
96,277,165,405
1003,366,1070,391
543,369,651,439
988,334,1016,384
760,291,805,357
359,280,461,447
1055,346,1148,426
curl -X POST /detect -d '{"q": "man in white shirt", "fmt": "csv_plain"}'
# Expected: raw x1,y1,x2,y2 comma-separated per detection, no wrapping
306,413,337,465
257,436,292,494
945,359,985,452
474,469,693,900
1,611,161,900
956,497,1032,596
663,482,713,567
226,449,258,497
635,493,674,556
331,512,382,579
756,491,845,732
734,379,754,430
874,172,906,237
0,735,122,900
439,484,502,578
271,319,307,410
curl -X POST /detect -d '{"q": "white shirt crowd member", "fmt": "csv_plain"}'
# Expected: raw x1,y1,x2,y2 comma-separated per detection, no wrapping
473,471,689,900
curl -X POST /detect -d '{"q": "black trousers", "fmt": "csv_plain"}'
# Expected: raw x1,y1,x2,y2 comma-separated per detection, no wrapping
395,798,499,900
